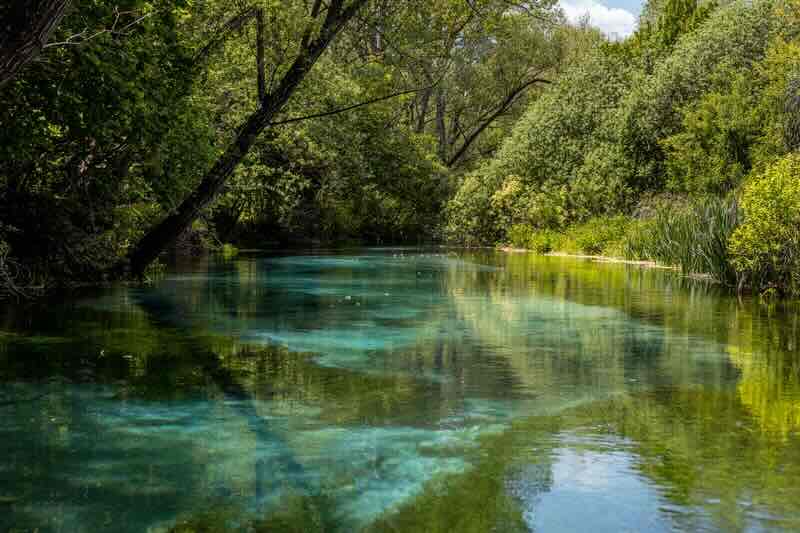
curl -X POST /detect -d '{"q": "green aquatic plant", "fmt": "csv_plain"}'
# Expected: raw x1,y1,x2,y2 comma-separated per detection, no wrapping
622,196,739,283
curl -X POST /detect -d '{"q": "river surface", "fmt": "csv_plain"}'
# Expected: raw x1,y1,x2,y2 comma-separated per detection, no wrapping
2,249,800,532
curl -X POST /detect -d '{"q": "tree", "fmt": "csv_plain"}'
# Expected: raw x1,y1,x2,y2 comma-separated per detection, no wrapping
124,0,369,275
0,0,71,86
377,0,563,168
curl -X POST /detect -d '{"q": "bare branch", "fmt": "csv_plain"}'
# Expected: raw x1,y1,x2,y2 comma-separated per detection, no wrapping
0,0,72,86
43,8,154,49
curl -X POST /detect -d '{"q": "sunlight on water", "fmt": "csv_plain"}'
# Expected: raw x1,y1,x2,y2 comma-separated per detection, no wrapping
2,250,800,532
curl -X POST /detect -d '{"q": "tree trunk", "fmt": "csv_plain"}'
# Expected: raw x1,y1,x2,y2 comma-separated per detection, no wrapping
125,0,368,276
416,85,432,133
0,0,71,86
255,9,266,100
436,87,448,162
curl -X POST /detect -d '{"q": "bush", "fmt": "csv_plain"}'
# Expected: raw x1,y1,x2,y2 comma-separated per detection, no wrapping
615,0,780,188
506,217,630,255
506,225,561,253
729,153,800,294
566,216,631,255
661,88,759,194
661,38,800,195
445,171,502,245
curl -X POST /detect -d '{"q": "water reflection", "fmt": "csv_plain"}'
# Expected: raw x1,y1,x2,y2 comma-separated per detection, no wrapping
0,250,799,532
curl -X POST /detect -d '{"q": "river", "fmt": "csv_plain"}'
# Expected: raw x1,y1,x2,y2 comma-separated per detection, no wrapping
1,249,799,532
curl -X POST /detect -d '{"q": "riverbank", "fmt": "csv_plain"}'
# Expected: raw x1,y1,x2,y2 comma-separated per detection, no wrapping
498,246,717,282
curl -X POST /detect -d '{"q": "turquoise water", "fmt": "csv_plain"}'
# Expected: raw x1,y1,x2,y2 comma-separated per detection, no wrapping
2,250,800,532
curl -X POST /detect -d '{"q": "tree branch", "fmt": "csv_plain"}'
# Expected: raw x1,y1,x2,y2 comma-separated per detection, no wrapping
446,77,550,167
125,0,370,276
192,7,260,67
0,0,72,86
268,85,437,126
43,8,154,48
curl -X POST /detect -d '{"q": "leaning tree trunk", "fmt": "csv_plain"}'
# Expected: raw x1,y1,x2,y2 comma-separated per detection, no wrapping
435,88,448,162
0,0,71,87
125,0,368,276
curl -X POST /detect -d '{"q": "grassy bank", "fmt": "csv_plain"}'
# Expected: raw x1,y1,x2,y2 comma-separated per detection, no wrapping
501,156,800,298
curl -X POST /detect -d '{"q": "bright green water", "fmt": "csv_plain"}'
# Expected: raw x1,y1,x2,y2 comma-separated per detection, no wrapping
2,250,800,532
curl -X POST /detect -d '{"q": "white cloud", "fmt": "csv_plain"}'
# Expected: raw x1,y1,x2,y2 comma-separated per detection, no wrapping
559,0,637,39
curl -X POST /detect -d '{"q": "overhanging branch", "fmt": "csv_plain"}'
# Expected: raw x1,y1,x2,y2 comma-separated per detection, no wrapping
268,84,438,126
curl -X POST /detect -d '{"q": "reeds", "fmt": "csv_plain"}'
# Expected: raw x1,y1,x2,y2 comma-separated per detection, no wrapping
622,196,740,285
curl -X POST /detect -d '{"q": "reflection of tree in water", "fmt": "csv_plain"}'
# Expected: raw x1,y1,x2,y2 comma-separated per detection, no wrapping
5,252,800,532
126,253,800,533
506,460,554,513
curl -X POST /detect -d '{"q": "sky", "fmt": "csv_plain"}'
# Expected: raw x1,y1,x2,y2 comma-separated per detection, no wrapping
558,0,644,39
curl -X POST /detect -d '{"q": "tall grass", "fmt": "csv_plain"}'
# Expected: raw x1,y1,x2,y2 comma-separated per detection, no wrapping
623,196,740,284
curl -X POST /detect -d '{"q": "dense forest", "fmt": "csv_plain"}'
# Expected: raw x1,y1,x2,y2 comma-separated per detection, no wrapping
1,0,799,295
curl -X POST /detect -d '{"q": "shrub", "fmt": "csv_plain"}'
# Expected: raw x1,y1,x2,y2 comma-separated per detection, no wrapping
445,171,502,246
661,88,759,194
567,216,631,255
506,224,535,249
729,154,800,294
616,0,780,186
506,225,561,253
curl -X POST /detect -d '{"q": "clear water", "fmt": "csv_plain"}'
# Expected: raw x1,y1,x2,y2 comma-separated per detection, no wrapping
2,249,800,532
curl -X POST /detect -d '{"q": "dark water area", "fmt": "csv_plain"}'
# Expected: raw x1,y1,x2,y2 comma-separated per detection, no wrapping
1,249,800,532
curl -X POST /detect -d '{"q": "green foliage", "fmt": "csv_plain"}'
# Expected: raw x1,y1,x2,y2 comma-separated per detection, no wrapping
218,92,448,246
622,196,740,283
661,38,800,194
631,0,718,70
444,172,503,246
445,39,633,244
444,0,800,298
0,0,205,279
446,0,792,247
661,88,759,194
729,154,800,295
507,225,561,253
487,43,632,198
505,216,629,256
613,0,781,192
565,216,631,255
